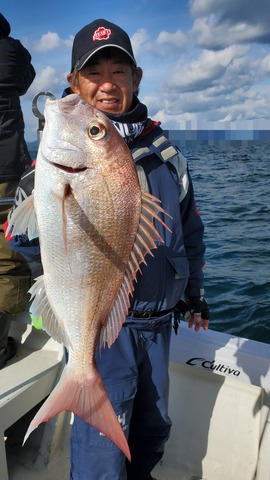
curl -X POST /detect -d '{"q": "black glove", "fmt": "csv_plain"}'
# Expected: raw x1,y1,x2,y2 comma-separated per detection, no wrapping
184,296,210,320
173,296,210,334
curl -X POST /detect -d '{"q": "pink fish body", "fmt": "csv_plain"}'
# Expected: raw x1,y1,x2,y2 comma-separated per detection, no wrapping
7,94,171,460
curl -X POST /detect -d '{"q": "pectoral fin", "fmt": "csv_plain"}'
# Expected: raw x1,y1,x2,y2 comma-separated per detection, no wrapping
6,194,38,240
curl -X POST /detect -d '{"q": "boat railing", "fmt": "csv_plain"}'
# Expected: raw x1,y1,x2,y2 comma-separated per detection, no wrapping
32,91,55,145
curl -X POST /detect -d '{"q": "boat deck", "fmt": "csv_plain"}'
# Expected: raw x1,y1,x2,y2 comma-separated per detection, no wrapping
2,319,270,480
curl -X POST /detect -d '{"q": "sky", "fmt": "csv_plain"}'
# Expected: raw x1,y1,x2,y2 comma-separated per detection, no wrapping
2,0,270,141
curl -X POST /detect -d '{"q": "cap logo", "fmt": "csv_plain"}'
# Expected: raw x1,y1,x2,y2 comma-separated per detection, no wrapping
93,26,112,41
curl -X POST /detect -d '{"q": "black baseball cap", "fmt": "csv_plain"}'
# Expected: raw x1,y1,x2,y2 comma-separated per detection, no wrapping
71,19,136,72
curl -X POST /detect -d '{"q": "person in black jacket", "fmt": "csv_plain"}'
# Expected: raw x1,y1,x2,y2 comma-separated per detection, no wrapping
0,12,35,368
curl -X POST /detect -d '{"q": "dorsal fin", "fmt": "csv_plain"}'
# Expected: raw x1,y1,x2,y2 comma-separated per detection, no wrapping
99,191,172,349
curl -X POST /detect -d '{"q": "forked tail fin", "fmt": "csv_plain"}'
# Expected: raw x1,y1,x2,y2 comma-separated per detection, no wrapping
23,364,130,460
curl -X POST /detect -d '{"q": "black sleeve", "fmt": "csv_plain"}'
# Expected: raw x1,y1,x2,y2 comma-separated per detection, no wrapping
13,39,36,95
0,37,36,95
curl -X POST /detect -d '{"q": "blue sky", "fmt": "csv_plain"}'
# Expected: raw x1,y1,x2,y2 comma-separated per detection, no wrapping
2,0,270,141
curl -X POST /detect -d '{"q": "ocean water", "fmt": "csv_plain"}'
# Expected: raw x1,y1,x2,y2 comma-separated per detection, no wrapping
28,140,270,344
178,141,270,344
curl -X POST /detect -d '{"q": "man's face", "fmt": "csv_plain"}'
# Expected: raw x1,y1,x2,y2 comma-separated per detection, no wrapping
68,49,142,115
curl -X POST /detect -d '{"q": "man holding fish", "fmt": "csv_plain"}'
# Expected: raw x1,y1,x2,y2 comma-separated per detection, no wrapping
7,18,209,480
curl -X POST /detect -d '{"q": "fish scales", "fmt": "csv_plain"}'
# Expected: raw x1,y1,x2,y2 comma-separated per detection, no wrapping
6,94,172,461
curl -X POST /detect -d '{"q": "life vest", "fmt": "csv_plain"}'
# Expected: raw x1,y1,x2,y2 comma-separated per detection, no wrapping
129,124,192,312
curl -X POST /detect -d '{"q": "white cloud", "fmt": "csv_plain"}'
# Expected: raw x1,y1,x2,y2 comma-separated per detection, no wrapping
192,17,270,49
34,32,74,52
166,45,249,92
190,0,270,24
157,29,187,49
30,66,59,92
143,33,270,130
261,53,270,73
131,28,151,57
190,0,219,17
132,27,187,62
190,0,270,49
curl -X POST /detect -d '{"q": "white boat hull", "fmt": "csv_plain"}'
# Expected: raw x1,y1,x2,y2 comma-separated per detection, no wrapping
153,323,270,480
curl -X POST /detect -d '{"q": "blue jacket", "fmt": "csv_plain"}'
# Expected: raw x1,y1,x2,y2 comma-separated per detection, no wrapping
6,123,205,312
129,123,205,312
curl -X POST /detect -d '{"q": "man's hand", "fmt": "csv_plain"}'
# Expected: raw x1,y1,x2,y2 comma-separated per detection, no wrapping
174,296,210,332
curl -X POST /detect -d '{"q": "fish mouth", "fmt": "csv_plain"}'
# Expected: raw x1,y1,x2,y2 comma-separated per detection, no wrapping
48,160,87,174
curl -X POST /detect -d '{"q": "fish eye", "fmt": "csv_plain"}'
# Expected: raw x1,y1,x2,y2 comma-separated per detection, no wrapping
88,122,107,140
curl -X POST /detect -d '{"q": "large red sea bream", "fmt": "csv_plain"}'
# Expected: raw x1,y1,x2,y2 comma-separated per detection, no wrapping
7,94,171,460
